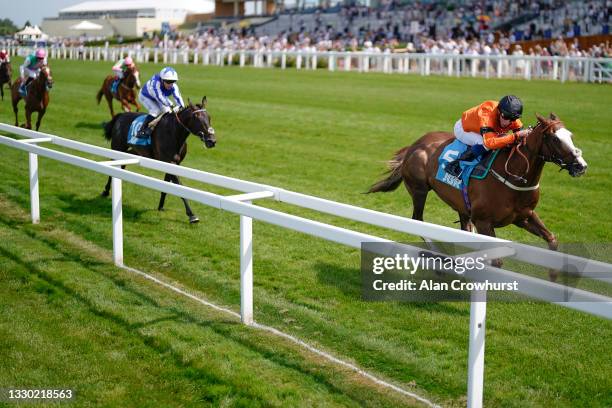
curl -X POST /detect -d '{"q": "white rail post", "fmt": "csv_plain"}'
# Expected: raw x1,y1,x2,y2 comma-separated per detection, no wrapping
28,153,40,224
111,177,123,266
240,201,254,325
467,289,487,408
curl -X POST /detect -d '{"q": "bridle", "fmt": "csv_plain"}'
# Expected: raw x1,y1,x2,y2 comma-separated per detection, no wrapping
174,108,214,141
535,120,578,172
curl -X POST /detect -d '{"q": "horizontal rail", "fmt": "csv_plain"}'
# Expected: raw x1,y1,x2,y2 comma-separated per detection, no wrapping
1,131,611,319
2,123,609,281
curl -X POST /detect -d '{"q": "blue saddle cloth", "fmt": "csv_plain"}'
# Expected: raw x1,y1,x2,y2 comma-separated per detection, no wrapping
111,79,119,95
435,140,497,190
127,114,151,146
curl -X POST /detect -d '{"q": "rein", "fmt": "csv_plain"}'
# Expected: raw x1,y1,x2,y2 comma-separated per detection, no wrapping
504,141,530,184
174,109,206,134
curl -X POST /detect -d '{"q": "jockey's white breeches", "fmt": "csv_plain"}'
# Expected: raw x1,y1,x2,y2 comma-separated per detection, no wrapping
20,66,39,80
112,68,123,79
138,91,170,117
453,119,483,146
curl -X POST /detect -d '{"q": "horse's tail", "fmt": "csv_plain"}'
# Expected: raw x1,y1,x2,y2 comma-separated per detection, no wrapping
103,115,119,140
367,147,409,193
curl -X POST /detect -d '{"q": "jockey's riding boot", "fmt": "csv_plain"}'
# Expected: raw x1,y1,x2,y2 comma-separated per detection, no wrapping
446,150,477,177
19,79,31,96
136,115,155,138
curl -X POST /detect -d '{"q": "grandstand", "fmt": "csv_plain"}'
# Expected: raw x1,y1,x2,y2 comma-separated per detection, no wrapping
42,0,214,38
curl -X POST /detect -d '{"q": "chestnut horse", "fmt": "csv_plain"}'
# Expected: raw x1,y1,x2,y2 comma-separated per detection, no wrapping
0,61,11,100
11,66,53,131
102,97,216,223
369,114,587,274
96,66,141,117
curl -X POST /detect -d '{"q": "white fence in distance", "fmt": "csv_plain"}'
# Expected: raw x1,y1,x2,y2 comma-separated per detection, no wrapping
7,46,612,83
0,123,611,408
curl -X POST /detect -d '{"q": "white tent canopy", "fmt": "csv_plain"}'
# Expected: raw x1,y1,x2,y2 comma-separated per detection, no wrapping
15,25,44,36
14,25,48,40
69,20,103,31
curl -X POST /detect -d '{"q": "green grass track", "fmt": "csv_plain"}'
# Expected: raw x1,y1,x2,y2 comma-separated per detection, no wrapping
0,58,611,407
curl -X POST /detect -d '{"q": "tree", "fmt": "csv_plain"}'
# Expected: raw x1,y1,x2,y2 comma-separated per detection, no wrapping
0,18,18,36
24,20,32,28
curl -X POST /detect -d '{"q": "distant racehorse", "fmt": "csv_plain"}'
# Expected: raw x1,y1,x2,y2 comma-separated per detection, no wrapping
102,97,216,223
11,66,53,131
96,66,141,117
369,114,587,277
0,61,11,100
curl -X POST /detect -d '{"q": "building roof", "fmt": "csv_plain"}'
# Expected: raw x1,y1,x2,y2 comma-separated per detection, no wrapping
60,0,213,14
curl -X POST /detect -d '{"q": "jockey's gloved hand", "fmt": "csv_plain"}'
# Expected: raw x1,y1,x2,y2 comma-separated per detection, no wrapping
172,105,181,113
514,129,530,144
162,105,173,114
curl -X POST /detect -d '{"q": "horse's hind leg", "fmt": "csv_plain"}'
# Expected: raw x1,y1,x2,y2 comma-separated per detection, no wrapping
106,92,115,117
514,211,559,281
102,166,125,197
404,181,429,221
158,173,171,211
12,100,19,126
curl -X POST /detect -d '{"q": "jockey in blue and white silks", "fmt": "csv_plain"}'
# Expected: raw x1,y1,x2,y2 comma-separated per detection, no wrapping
139,67,184,116
137,67,185,137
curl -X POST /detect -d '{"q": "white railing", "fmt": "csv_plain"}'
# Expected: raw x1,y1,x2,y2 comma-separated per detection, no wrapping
7,46,612,83
1,123,611,408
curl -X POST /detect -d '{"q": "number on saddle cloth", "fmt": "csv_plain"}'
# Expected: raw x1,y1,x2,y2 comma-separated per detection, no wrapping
434,140,497,190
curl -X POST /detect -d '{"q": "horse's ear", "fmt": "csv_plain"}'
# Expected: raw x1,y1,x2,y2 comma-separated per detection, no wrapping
535,113,547,124
187,97,193,107
201,96,207,107
549,112,559,121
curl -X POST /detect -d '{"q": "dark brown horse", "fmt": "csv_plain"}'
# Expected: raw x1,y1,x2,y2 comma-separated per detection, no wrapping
11,66,53,131
369,114,587,275
102,97,216,223
96,66,141,117
0,61,12,100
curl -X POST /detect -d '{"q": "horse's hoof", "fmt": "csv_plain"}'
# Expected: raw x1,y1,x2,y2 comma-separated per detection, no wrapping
157,207,165,212
189,216,200,224
101,190,109,197
491,259,503,268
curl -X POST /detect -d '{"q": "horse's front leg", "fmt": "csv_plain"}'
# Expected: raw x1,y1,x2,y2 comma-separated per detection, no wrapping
24,109,32,129
121,98,130,112
170,174,199,224
35,109,45,131
514,211,559,281
473,220,503,268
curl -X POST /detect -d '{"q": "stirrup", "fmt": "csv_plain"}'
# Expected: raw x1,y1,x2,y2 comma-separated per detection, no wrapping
446,160,462,177
136,125,152,138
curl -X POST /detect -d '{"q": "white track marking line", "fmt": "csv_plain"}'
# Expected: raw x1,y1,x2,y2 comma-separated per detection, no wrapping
120,265,441,408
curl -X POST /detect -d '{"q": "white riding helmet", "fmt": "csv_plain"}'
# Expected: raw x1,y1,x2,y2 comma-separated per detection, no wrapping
160,67,178,82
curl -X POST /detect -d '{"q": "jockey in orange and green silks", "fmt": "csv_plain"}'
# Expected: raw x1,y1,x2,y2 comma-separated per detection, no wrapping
446,95,531,177
19,48,47,96
111,56,135,94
